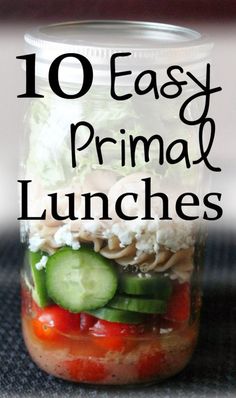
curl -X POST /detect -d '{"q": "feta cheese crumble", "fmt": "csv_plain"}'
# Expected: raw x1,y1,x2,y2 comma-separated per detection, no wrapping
35,255,48,270
160,328,173,335
54,224,80,250
29,235,46,252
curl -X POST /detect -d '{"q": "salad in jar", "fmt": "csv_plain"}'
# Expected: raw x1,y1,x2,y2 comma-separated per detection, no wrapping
22,202,200,384
19,20,209,385
21,165,201,385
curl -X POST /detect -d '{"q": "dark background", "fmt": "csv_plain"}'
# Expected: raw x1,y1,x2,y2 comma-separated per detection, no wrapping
0,0,236,23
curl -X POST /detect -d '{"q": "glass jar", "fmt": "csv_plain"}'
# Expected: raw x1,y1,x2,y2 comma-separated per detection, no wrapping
20,21,211,385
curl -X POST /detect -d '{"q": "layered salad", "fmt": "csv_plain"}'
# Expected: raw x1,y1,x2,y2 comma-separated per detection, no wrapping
21,93,201,385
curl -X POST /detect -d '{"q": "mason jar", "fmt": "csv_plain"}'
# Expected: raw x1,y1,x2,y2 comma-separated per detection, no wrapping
20,21,211,385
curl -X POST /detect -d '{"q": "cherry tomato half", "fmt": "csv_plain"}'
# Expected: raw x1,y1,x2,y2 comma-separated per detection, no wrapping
32,305,81,341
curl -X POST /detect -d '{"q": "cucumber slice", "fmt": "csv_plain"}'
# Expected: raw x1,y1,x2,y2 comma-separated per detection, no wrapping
109,294,167,314
29,251,50,308
87,307,145,324
46,247,118,313
120,273,172,300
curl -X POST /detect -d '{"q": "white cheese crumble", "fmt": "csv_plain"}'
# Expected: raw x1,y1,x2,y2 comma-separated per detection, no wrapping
35,255,48,270
83,220,102,235
28,218,195,262
101,218,194,256
110,223,133,247
160,328,173,335
54,224,80,250
29,235,46,252
138,272,152,278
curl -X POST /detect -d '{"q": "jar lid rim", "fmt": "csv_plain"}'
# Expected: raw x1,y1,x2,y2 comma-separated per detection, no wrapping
25,20,211,59
24,20,213,84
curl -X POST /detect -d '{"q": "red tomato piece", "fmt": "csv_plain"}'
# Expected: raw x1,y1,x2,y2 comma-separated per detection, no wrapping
80,313,97,332
93,335,125,352
137,349,166,379
91,319,145,337
164,282,190,323
32,305,81,340
65,358,107,382
90,319,145,353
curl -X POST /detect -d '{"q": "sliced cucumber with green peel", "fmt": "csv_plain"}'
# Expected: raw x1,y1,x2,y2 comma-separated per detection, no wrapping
29,251,50,308
109,294,167,314
120,272,172,300
87,307,145,324
46,247,118,313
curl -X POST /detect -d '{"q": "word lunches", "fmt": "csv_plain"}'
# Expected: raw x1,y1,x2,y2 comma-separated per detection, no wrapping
17,52,223,222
